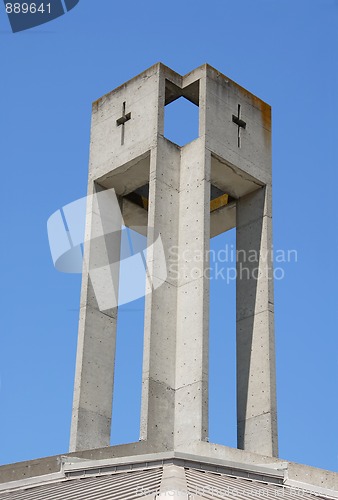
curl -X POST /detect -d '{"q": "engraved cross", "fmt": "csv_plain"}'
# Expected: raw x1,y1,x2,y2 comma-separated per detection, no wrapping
232,104,246,148
116,101,131,146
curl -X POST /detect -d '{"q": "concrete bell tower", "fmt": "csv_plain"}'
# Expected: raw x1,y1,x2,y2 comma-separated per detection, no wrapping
2,64,337,500
70,63,278,459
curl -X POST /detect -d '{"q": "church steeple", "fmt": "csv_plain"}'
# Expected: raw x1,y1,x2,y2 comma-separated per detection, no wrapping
70,63,277,458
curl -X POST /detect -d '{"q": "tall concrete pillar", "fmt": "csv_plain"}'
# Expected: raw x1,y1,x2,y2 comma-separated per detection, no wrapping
70,183,122,452
173,142,210,447
140,138,211,449
140,138,181,449
236,186,278,457
70,64,163,452
70,63,278,458
203,65,278,456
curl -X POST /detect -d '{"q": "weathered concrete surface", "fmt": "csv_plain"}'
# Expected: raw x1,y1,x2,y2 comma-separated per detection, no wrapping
174,141,210,447
140,137,210,450
204,65,272,186
1,446,337,493
70,182,122,452
140,139,181,449
71,64,163,452
236,186,278,457
158,464,189,499
202,65,276,455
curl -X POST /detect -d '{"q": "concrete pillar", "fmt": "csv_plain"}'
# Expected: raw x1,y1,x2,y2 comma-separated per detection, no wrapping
140,139,181,449
236,185,278,457
70,63,162,452
140,138,210,449
70,183,122,452
174,141,210,447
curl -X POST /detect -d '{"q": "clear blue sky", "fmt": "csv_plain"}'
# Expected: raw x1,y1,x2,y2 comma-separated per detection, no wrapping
0,0,337,473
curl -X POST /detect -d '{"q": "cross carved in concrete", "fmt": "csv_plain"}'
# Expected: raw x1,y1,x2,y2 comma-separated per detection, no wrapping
232,104,246,148
116,101,131,145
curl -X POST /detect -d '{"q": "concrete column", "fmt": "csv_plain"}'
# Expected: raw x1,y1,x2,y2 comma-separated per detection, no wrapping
140,138,210,450
236,185,278,457
140,138,181,449
174,141,210,447
70,183,122,452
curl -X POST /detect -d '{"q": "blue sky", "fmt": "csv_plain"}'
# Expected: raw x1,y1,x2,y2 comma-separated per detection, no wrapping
0,0,337,472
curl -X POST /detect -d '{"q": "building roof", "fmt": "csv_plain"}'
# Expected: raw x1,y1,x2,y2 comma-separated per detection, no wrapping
0,453,337,500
